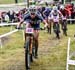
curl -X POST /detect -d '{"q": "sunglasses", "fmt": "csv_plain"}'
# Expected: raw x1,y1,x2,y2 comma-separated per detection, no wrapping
31,13,35,15
29,9,36,12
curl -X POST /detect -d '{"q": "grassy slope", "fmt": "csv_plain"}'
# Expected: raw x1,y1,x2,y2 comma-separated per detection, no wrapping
0,27,11,35
0,0,24,4
0,24,75,70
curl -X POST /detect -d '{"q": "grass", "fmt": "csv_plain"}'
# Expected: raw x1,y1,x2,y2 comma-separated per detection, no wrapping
0,0,24,4
0,24,75,70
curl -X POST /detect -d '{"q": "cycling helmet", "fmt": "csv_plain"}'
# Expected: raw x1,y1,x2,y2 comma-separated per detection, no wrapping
29,5,37,15
53,6,58,11
60,5,64,10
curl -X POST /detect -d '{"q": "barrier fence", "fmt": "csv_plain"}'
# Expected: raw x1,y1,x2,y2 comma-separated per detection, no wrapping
0,29,18,48
0,23,18,26
0,23,25,48
66,37,75,70
67,19,75,21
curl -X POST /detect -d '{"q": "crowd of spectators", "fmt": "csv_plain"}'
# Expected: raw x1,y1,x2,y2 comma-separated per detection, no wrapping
0,8,27,23
0,2,75,23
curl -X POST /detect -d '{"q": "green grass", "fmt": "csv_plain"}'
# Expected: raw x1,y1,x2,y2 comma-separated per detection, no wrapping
0,24,75,70
0,26,16,35
0,0,24,4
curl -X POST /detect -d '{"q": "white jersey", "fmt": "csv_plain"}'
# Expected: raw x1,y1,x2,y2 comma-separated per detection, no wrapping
50,10,61,16
49,10,63,22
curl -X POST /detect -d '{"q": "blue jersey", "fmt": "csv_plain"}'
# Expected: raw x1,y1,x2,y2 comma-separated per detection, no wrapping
23,13,44,29
43,7,51,18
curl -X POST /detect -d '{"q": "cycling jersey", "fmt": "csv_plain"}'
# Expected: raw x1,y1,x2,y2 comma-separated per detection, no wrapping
43,7,51,19
23,13,44,30
50,10,62,17
37,6,46,18
60,9,66,17
52,15,59,22
50,10,63,22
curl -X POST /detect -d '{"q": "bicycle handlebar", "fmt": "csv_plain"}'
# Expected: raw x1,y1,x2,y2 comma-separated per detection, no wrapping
15,26,45,30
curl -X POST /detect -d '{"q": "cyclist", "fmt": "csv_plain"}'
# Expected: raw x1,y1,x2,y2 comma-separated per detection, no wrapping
37,6,46,18
43,7,52,20
17,5,48,58
49,6,63,39
60,5,68,36
43,7,52,33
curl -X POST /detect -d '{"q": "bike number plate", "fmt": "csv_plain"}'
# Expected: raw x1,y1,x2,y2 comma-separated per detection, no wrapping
26,28,34,34
54,16,59,22
63,17,66,20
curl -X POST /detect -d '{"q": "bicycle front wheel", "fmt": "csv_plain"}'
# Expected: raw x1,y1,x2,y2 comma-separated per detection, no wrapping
25,38,30,69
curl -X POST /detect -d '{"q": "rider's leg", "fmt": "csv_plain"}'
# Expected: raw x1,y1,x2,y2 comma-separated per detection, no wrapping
46,18,49,33
58,23,60,33
34,30,39,58
47,20,51,33
49,21,52,34
57,23,60,39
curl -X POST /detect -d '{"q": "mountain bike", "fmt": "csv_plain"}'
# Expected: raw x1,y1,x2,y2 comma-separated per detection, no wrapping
16,27,44,70
25,27,45,70
53,16,60,39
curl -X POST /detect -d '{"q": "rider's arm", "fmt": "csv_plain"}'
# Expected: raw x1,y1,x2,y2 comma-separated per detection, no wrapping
38,14,48,28
58,10,63,18
17,19,24,28
42,10,46,18
17,13,30,28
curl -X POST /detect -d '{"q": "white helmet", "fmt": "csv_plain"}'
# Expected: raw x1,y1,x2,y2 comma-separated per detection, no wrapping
53,6,58,11
29,5,37,14
60,5,64,10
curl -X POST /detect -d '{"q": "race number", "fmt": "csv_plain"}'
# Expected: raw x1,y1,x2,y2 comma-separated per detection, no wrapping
63,17,66,20
53,16,59,22
26,28,34,34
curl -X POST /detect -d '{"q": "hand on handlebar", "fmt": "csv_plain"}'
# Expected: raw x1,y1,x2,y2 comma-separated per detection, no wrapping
15,25,21,29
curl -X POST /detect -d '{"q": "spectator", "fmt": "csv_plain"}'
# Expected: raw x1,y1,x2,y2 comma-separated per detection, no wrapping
1,12,6,22
71,3,75,23
13,12,19,22
0,12,2,23
4,12,9,22
8,11,15,22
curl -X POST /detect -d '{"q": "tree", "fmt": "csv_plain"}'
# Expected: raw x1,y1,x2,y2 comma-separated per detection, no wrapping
15,0,18,3
54,0,59,1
